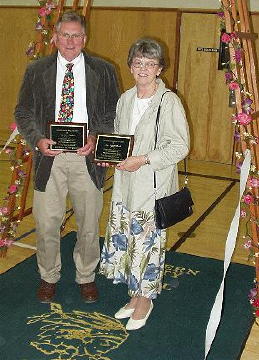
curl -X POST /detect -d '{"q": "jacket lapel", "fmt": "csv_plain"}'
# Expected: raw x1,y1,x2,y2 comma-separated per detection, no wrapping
43,54,58,122
124,90,136,134
83,52,99,131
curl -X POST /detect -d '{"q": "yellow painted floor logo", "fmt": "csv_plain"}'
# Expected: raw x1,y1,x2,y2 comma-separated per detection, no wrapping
27,303,129,360
163,263,200,290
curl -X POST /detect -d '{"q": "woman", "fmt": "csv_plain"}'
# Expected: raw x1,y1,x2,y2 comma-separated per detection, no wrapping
99,38,190,330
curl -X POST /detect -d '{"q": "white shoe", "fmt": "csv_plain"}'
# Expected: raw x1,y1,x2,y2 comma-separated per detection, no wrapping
126,301,153,330
114,304,135,319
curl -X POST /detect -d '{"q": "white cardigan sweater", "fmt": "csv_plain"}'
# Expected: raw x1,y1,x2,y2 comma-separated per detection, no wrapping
111,78,190,212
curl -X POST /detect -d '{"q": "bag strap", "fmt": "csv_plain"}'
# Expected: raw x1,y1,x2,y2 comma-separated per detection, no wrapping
154,91,170,151
153,91,188,193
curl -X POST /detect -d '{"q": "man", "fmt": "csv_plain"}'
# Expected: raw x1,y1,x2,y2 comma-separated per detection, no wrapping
15,11,120,303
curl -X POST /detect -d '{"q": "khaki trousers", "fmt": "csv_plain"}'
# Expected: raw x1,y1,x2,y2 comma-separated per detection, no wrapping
33,153,103,284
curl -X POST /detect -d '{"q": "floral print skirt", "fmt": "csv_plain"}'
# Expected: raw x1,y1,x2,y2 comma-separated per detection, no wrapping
99,201,167,299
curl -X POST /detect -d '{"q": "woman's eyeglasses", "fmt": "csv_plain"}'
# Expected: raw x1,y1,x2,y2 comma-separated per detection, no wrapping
132,61,159,69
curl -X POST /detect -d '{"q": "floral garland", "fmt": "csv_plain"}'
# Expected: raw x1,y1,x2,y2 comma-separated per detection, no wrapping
26,0,57,59
0,1,57,256
218,5,259,322
0,124,30,256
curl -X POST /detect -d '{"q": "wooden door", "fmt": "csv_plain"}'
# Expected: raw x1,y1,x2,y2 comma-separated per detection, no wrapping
87,8,178,92
178,13,234,164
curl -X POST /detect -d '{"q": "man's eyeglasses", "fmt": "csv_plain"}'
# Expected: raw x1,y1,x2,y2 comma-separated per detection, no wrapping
132,60,159,69
58,32,85,40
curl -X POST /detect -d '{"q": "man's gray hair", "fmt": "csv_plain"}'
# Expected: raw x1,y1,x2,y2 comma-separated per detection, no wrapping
55,11,87,33
127,38,166,69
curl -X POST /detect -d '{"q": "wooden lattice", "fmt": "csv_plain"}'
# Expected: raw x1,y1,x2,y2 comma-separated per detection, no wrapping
221,0,259,306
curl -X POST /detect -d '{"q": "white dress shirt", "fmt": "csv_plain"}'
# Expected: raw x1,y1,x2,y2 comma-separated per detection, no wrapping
55,51,88,124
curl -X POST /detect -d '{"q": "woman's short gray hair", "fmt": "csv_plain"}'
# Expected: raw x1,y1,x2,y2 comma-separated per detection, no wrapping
55,11,87,33
127,38,166,69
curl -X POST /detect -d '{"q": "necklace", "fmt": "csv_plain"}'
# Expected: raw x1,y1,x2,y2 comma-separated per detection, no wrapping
134,96,154,122
131,97,151,134
136,97,149,113
137,83,157,99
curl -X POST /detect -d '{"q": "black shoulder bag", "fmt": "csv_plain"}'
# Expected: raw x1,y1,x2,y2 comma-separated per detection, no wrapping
153,92,194,230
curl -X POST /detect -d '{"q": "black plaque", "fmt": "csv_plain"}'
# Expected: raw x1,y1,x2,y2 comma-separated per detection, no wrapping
49,122,87,151
94,134,134,164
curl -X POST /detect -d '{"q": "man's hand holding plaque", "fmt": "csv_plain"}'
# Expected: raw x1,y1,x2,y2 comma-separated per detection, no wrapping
94,134,134,165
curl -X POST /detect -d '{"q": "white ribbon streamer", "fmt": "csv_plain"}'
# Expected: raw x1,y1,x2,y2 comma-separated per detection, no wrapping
204,149,251,358
13,242,36,250
0,128,19,155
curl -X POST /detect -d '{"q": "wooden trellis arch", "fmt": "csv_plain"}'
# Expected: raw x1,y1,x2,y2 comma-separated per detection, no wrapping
221,0,259,301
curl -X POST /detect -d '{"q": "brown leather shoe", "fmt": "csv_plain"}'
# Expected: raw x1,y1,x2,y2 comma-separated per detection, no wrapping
37,280,56,303
80,282,98,303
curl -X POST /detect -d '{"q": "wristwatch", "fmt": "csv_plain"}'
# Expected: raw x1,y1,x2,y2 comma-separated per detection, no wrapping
144,154,150,165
